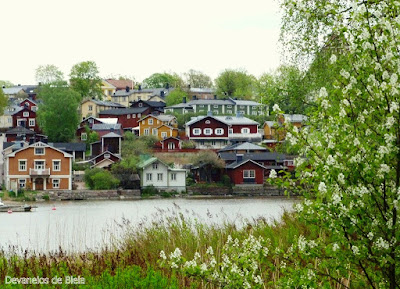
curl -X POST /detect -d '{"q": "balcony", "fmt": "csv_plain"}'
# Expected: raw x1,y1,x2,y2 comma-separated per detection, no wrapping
29,168,50,176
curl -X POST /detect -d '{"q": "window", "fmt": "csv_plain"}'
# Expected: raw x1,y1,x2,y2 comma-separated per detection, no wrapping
157,173,163,181
19,179,26,188
17,120,25,126
88,105,93,111
144,128,150,136
213,105,218,108
146,173,152,181
193,128,201,135
104,154,110,159
148,119,153,125
23,112,29,117
29,119,35,127
132,114,136,118
31,106,37,112
243,170,255,178
200,105,205,108
161,132,167,139
123,97,126,102
241,128,250,134
168,142,175,150
205,120,211,124
127,114,131,119
139,103,143,107
152,128,157,135
227,110,232,114
138,113,141,118
19,160,26,171
240,105,245,109
81,133,87,141
152,163,158,170
7,117,11,123
52,179,60,188
227,105,232,108
52,160,61,171
35,147,45,155
204,128,212,135
215,128,224,135
211,140,216,146
171,173,177,181
35,160,45,170
252,111,257,115
228,129,233,134
213,110,219,115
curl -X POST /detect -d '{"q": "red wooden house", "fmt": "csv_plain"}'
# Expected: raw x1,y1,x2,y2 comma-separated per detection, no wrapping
76,116,118,141
98,107,149,130
226,159,266,185
160,137,182,150
12,106,40,133
19,98,38,111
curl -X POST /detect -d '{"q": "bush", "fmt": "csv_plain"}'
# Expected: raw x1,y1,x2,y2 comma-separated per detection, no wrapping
142,185,158,196
220,174,232,187
42,195,50,201
85,168,120,190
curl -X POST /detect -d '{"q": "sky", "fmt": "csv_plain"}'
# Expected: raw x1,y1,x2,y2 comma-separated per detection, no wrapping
0,0,282,85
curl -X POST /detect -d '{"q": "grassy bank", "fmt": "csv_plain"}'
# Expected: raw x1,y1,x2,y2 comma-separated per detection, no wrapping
0,206,356,288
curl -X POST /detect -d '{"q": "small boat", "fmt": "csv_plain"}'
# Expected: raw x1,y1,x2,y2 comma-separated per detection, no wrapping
0,198,36,213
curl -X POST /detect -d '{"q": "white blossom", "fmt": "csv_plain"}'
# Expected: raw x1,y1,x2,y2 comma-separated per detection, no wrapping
269,169,277,179
319,87,328,99
160,250,167,260
330,54,337,64
318,182,327,194
272,103,281,112
332,243,339,252
352,245,360,255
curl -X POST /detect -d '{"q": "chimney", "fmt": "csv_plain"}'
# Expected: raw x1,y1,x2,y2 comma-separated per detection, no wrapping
236,111,242,118
138,84,142,91
38,82,42,86
29,138,34,145
214,95,217,100
18,84,21,86
183,97,186,103
43,138,48,144
126,86,130,92
160,91,165,97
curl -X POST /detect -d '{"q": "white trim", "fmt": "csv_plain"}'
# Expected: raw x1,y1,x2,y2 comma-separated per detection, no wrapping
34,147,45,155
243,170,255,178
18,159,27,171
52,159,61,171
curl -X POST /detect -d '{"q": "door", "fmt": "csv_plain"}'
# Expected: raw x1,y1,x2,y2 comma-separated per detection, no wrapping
35,178,44,190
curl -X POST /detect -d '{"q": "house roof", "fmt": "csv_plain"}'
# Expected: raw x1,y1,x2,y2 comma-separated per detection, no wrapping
102,132,122,138
2,87,25,95
160,137,181,143
187,99,235,106
82,98,125,108
137,157,162,169
230,98,263,106
218,142,268,153
113,87,171,98
4,105,23,116
89,150,121,162
186,115,259,126
138,114,176,123
104,79,134,90
49,142,86,152
99,107,148,116
7,141,73,158
92,123,122,131
131,100,166,108
219,152,287,162
6,126,36,135
226,159,267,169
164,103,194,109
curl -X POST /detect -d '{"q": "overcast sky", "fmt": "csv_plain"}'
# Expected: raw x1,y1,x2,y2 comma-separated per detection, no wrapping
1,0,282,85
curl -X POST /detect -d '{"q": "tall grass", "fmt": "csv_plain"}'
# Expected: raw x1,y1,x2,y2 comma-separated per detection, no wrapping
0,204,318,288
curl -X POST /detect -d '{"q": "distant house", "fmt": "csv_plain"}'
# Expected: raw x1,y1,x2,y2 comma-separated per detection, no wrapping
2,85,38,100
89,150,121,169
0,105,21,131
12,106,40,133
165,97,266,116
111,87,170,107
5,126,38,142
130,99,165,115
160,137,182,151
185,114,261,149
138,157,186,192
90,132,122,157
4,141,73,191
187,88,215,100
263,114,308,146
49,142,87,161
138,114,178,140
98,107,149,130
76,116,118,141
102,79,135,100
91,123,123,138
80,98,125,118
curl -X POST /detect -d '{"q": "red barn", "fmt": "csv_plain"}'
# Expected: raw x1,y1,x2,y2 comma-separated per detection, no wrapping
226,159,266,185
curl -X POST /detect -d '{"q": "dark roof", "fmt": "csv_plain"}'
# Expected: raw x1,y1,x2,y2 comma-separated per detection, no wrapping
49,142,86,152
131,100,166,108
99,107,148,116
3,142,15,149
226,159,267,169
92,123,122,131
218,142,268,153
6,126,36,135
219,152,287,162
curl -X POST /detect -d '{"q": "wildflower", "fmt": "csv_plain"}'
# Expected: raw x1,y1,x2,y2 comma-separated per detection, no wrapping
319,87,328,99
386,116,395,128
332,193,341,205
338,173,345,184
200,263,207,273
367,232,374,240
332,243,339,251
330,54,337,64
375,237,390,250
352,245,360,255
160,250,167,260
170,247,182,260
269,169,277,179
318,182,327,194
206,246,214,255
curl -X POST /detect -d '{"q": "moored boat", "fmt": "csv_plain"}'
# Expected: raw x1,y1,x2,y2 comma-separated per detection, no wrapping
0,198,36,212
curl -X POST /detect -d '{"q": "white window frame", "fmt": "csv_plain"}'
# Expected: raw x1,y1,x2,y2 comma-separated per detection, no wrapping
29,118,35,127
148,119,153,125
171,173,177,181
213,105,218,108
241,128,250,134
228,128,233,135
157,173,163,181
227,110,233,114
52,160,61,171
18,159,27,171
152,128,157,135
227,105,232,108
81,133,87,141
146,173,152,181
161,132,167,139
243,170,255,178
204,128,212,135
205,120,211,124
144,128,150,136
168,142,175,150
19,179,26,188
23,111,29,117
193,128,201,135
152,163,158,170
88,105,93,111
127,114,131,119
34,160,45,170
104,154,110,159
215,128,224,135
34,147,45,155
132,114,136,118
138,113,141,118
52,179,60,189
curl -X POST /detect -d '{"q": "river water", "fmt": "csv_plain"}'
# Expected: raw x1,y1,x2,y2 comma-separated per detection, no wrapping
0,197,297,253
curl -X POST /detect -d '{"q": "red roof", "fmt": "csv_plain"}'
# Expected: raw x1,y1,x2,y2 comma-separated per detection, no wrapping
105,79,135,90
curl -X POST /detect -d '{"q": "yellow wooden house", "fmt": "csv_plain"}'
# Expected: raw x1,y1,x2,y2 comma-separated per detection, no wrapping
138,115,178,140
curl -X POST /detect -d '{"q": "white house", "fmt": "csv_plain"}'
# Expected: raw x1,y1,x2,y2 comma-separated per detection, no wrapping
138,157,186,192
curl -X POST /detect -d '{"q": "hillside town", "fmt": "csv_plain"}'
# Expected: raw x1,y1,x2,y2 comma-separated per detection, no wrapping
0,79,306,194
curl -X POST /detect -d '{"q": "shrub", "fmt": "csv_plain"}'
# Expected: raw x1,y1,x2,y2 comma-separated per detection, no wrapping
91,171,120,190
42,195,50,201
142,185,158,196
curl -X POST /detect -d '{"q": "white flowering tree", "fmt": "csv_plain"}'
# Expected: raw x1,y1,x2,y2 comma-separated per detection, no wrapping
276,0,400,287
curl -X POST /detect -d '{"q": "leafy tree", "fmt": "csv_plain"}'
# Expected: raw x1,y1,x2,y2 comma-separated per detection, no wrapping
256,65,309,114
84,168,119,190
269,0,400,287
165,88,188,106
190,150,225,182
0,80,14,88
121,132,157,158
69,61,103,99
0,87,8,116
184,69,213,88
83,126,99,150
35,64,64,84
111,157,140,189
142,72,184,89
215,69,256,99
37,82,80,142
